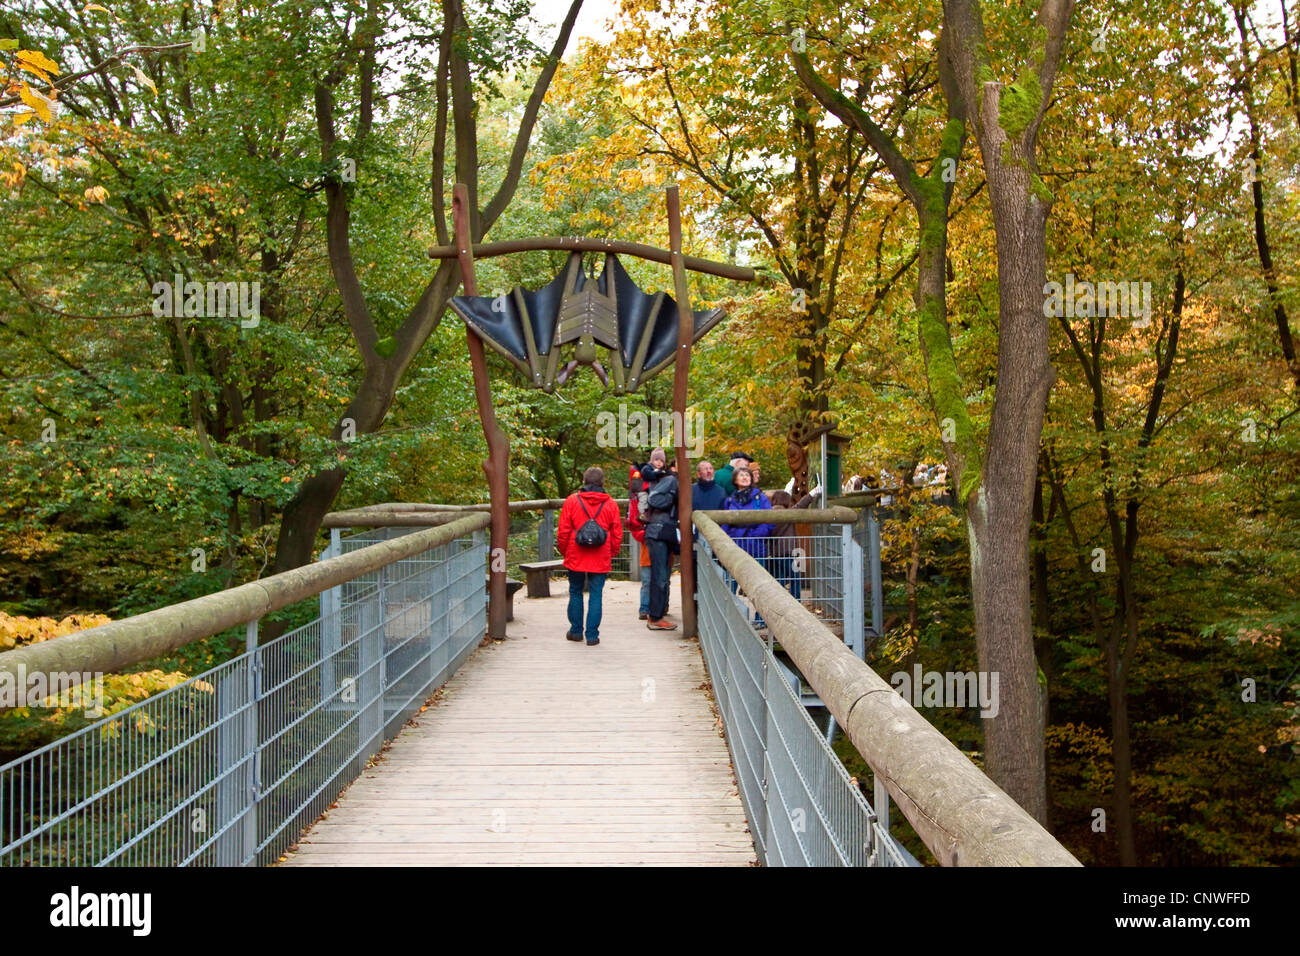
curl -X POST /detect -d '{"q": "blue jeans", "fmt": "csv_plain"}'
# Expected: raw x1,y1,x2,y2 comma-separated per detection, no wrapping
771,555,801,600
729,574,765,628
647,539,672,620
639,565,651,614
567,570,606,642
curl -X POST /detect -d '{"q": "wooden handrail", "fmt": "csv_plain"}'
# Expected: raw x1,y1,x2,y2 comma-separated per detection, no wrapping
694,506,861,526
325,498,633,526
427,235,756,283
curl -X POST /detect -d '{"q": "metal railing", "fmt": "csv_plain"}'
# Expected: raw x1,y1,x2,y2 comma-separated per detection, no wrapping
693,510,1081,866
696,533,913,866
536,506,639,582
709,526,863,656
0,522,486,866
850,507,885,642
332,500,644,582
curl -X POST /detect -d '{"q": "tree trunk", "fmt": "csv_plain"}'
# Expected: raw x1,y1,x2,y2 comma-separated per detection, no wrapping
1234,2,1300,392
1106,614,1137,865
976,195,1054,820
966,483,1046,821
938,0,1074,825
1032,467,1050,639
1032,464,1052,810
272,355,401,576
906,510,921,636
941,79,1055,818
267,0,584,589
273,468,349,573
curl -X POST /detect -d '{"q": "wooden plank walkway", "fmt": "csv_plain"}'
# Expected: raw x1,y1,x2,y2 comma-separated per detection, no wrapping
281,578,756,866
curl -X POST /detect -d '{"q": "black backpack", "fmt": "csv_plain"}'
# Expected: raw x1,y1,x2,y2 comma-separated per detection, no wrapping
574,496,608,548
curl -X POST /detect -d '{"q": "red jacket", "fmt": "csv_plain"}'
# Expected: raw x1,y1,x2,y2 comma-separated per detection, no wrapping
556,489,623,573
628,496,645,543
628,467,647,545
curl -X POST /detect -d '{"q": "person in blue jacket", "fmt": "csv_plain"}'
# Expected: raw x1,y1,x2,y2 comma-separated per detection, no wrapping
721,466,773,628
721,466,774,553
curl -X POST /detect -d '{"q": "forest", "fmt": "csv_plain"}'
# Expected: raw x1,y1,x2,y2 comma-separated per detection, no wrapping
1,0,1297,866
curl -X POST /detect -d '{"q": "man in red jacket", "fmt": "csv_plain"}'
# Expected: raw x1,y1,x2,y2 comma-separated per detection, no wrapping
556,466,623,646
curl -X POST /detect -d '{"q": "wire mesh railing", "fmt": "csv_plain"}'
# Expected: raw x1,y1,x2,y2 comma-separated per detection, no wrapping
0,526,486,866
695,534,914,867
850,508,885,642
709,524,864,658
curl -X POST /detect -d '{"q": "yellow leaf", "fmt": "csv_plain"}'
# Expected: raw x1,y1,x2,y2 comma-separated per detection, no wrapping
84,184,109,203
131,65,157,98
17,62,52,84
17,49,60,78
18,84,51,123
83,3,113,14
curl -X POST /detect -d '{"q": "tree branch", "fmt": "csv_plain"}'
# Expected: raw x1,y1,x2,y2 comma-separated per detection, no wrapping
480,0,585,233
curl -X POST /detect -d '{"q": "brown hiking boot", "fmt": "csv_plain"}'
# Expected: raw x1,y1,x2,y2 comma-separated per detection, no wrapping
646,619,678,631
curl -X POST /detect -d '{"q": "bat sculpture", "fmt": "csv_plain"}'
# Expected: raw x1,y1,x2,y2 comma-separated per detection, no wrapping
448,251,725,394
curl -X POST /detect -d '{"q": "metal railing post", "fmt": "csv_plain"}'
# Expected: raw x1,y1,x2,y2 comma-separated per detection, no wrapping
843,524,864,659
868,508,883,639
359,572,383,764
874,774,891,843
429,543,446,690
761,648,773,862
242,619,259,866
215,653,247,866
538,508,554,561
320,528,342,703
379,561,389,722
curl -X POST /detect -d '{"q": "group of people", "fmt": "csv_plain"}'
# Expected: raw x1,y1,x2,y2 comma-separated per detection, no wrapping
553,450,814,645
841,462,950,507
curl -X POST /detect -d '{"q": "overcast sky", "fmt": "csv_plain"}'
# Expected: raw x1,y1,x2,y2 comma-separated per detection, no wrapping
527,0,625,47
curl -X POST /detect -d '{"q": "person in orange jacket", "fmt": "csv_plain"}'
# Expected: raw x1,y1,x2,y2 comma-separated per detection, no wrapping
556,466,623,645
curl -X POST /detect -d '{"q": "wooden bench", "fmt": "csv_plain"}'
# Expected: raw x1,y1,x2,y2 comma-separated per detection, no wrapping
486,577,525,621
518,559,565,598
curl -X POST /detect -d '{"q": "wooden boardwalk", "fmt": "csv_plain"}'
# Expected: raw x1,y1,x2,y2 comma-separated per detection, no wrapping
281,579,756,866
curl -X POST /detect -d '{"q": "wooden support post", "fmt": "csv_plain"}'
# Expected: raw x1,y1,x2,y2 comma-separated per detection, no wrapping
666,186,696,639
453,183,510,640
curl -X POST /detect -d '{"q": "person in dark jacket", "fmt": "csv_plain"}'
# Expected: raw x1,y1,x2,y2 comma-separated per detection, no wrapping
692,460,727,512
627,457,659,620
768,489,814,601
556,466,623,645
641,459,679,631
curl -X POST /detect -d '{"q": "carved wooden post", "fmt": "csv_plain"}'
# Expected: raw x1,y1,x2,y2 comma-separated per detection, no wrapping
452,183,510,640
666,186,696,639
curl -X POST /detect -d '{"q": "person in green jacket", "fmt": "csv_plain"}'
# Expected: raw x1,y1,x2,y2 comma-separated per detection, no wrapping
714,451,753,498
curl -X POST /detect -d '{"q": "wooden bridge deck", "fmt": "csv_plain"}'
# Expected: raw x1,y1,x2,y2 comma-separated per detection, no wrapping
281,579,756,866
